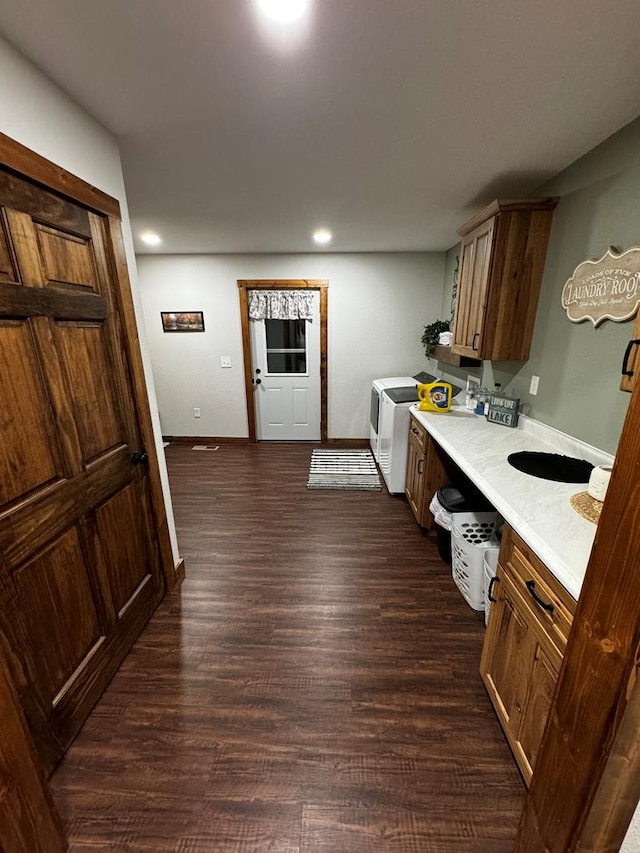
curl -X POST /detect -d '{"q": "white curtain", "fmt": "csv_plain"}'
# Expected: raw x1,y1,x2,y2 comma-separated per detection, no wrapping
248,290,314,320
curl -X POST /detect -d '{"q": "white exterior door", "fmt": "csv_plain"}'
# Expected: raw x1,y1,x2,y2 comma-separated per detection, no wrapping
250,291,321,440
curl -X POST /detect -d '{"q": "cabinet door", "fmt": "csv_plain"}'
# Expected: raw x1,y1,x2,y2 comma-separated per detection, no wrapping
481,565,562,786
481,568,534,749
516,642,559,777
405,437,425,525
452,219,495,357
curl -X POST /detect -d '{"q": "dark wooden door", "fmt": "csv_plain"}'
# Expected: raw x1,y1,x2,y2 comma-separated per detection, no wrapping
0,179,164,774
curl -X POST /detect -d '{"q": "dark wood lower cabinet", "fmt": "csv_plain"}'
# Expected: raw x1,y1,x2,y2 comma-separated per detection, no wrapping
480,527,576,786
405,413,455,529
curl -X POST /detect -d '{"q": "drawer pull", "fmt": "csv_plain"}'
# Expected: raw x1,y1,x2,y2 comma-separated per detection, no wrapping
472,332,480,351
417,459,423,474
488,576,499,602
621,338,640,377
526,579,555,613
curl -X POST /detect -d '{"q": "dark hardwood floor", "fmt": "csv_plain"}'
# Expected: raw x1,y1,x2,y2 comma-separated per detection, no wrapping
50,442,525,851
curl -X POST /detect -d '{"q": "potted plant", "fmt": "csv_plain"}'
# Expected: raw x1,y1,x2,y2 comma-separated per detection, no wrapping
421,319,450,358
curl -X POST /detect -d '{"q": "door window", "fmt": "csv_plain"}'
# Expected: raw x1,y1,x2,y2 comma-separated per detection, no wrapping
265,319,307,374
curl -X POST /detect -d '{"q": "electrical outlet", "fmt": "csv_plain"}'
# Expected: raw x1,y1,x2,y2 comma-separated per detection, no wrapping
220,356,231,368
529,375,540,396
194,407,201,418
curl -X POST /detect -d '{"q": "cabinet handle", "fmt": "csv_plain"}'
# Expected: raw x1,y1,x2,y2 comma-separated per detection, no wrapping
472,332,479,351
417,459,424,474
488,576,499,602
525,580,555,613
621,339,640,377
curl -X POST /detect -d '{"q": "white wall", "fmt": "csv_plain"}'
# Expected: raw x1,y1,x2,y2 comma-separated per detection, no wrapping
137,252,445,438
0,35,179,561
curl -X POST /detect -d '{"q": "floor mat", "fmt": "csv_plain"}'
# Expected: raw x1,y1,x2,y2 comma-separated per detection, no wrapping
307,448,381,490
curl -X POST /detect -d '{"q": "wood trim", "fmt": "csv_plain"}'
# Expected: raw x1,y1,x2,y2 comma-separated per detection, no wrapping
319,284,328,443
575,670,640,852
514,354,640,851
237,284,256,441
174,559,186,585
104,216,180,592
431,345,480,367
458,197,559,236
237,280,329,443
0,132,120,218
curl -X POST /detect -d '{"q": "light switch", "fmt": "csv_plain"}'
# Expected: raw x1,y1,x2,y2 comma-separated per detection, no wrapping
220,356,232,368
529,375,540,395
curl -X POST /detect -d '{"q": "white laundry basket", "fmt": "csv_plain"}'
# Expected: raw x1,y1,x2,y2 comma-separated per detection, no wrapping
483,547,500,625
451,512,499,611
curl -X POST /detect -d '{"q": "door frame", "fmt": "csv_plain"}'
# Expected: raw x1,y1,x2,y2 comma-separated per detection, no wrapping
238,279,328,443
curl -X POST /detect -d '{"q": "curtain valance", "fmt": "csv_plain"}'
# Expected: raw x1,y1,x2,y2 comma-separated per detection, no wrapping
248,290,314,320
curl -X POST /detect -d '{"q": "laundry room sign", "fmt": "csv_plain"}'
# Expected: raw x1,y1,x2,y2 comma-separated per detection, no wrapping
561,246,640,326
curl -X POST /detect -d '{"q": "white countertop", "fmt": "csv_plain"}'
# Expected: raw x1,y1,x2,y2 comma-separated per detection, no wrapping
411,402,614,600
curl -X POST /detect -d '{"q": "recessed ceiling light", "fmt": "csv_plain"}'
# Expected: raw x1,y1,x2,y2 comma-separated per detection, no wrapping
140,231,162,247
257,0,309,23
313,228,332,246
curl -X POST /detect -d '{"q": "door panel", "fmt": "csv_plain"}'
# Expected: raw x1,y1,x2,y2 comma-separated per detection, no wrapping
0,187,164,774
14,526,103,706
0,320,63,504
35,224,99,293
292,387,309,425
56,322,125,461
518,643,557,770
0,214,17,282
263,385,285,429
95,483,153,615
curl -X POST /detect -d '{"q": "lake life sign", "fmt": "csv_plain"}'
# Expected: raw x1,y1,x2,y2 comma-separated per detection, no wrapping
561,246,640,327
486,395,520,428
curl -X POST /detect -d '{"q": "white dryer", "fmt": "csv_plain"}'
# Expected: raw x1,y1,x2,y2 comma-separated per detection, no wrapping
369,376,416,461
378,386,420,493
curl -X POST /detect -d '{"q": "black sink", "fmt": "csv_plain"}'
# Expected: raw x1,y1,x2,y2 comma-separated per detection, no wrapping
507,451,594,483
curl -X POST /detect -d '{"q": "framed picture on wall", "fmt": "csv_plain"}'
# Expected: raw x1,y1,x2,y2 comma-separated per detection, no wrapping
161,311,205,332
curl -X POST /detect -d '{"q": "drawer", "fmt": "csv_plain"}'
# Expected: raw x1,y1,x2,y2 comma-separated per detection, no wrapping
500,528,576,652
408,415,427,452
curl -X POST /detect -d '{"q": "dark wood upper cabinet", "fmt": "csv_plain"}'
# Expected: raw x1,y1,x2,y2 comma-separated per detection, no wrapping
451,198,559,361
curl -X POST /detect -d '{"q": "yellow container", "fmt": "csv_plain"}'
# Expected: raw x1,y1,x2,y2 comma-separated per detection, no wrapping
418,381,452,412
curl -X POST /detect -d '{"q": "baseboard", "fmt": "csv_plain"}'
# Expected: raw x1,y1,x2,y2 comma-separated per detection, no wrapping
162,436,369,447
175,558,186,584
162,435,251,444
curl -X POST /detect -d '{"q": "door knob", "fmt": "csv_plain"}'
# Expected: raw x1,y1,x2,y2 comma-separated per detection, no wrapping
255,378,262,385
131,449,149,465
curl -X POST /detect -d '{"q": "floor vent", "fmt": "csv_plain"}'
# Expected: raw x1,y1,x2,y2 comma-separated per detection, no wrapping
192,445,220,451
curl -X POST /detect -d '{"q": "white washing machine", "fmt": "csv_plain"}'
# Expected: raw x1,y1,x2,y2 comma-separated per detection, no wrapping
369,376,416,461
378,386,421,493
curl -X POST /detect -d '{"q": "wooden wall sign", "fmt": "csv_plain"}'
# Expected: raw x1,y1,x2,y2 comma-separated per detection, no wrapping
561,246,640,326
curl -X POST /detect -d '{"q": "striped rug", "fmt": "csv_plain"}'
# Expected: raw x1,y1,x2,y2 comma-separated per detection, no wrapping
307,449,381,490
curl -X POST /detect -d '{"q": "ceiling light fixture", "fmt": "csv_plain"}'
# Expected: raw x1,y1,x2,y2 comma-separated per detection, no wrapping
140,231,162,247
257,0,310,23
313,228,332,246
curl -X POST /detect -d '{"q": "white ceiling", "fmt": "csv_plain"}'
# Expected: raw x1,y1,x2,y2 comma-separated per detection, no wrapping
1,0,640,254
